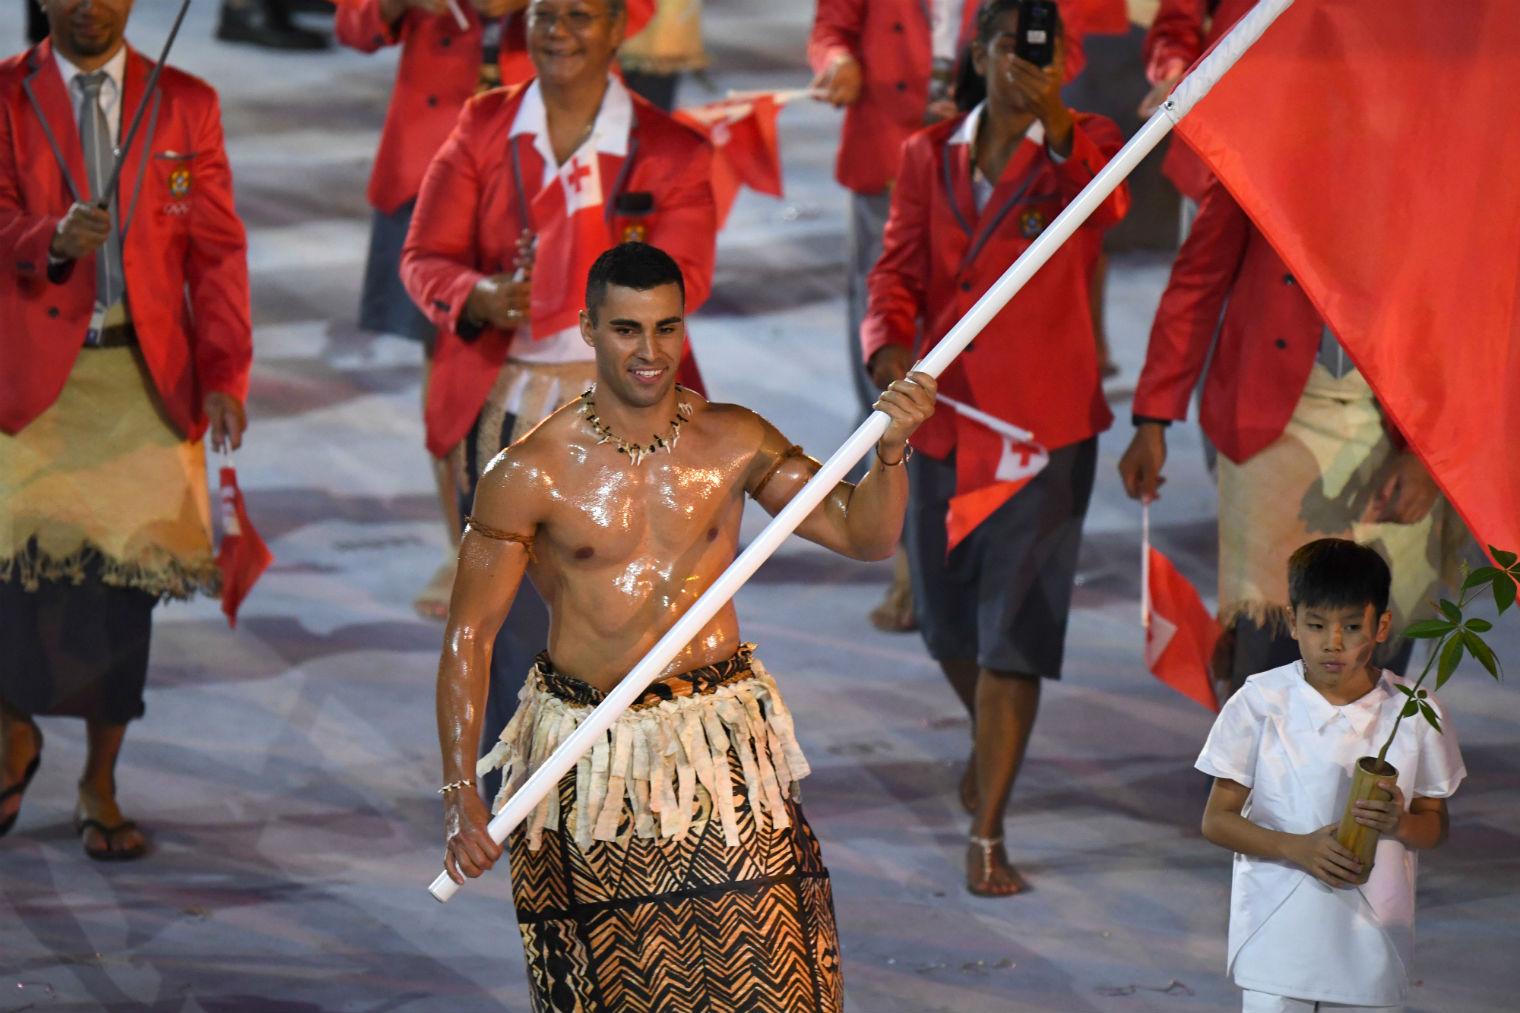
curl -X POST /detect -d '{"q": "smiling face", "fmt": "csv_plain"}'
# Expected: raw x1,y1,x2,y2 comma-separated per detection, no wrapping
1287,601,1392,692
526,0,625,89
43,0,133,66
580,282,686,410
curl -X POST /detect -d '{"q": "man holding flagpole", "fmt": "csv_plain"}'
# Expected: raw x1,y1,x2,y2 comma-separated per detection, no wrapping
437,241,936,1010
401,0,715,800
863,0,1127,897
0,0,252,860
1117,180,1466,697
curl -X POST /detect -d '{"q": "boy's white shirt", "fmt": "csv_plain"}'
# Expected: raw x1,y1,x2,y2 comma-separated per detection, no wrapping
1196,662,1466,1005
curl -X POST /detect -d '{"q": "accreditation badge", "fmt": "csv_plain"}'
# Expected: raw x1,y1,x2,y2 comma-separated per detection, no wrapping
168,167,191,198
1019,208,1046,239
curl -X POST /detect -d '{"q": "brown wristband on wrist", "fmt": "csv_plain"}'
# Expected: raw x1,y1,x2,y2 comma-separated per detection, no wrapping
876,443,913,467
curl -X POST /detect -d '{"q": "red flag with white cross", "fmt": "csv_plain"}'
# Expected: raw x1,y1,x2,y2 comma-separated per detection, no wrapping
1142,505,1219,712
529,149,610,337
938,394,1048,553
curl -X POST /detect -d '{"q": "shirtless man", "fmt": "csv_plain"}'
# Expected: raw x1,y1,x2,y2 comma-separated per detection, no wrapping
435,242,934,1011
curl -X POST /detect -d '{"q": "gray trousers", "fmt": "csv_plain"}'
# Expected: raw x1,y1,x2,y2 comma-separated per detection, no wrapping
846,189,893,416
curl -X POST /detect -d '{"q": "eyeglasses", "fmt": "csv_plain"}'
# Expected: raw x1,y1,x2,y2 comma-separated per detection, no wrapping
527,6,608,34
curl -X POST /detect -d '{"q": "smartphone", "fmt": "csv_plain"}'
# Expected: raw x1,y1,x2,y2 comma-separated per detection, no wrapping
1013,0,1058,68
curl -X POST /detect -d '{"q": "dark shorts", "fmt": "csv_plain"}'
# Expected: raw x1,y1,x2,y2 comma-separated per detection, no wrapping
0,558,156,723
359,200,435,346
905,438,1097,677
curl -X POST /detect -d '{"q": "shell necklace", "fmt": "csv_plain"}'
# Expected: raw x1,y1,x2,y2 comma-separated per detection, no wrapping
580,385,694,466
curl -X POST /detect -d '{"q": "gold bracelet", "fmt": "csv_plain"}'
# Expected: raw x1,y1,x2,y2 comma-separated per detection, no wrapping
876,443,914,467
437,778,475,796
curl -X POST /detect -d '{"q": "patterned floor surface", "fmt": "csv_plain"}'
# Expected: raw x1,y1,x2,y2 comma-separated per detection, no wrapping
2,3,1517,1011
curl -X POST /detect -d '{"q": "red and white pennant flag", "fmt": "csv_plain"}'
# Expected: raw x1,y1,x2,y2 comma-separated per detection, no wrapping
1142,503,1219,712
936,393,1047,553
675,90,792,228
529,147,609,337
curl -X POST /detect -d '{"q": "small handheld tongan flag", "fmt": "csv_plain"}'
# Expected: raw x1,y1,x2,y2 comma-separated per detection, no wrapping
217,462,273,629
1142,504,1219,712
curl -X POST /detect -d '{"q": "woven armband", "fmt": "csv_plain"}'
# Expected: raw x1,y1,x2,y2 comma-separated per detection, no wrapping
751,444,820,500
465,516,536,560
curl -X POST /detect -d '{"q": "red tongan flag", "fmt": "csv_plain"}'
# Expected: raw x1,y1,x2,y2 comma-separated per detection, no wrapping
1144,512,1219,712
217,466,273,629
675,94,784,228
1174,0,1520,558
529,149,609,337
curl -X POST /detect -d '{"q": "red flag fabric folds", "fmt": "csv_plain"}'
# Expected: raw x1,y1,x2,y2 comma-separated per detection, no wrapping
217,466,273,629
1145,543,1219,712
529,150,609,337
1174,0,1520,556
675,95,784,228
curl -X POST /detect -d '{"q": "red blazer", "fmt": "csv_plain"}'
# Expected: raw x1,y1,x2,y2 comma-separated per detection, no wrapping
862,111,1128,458
1131,181,1325,464
0,42,251,439
336,0,655,215
1141,0,1252,201
808,0,973,196
402,81,716,458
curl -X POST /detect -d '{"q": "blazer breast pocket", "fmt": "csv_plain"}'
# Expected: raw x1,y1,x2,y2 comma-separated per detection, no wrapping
151,150,199,223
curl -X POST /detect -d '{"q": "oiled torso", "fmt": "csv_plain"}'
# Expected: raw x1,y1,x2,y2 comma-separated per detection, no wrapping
505,398,765,691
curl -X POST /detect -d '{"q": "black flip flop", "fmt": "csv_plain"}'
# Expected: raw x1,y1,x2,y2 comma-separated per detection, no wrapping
75,817,147,862
0,725,43,838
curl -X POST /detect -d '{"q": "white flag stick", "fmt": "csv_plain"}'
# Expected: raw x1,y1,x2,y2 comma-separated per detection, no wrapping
428,0,1296,903
1141,501,1152,629
723,87,821,106
936,393,1035,444
445,0,470,32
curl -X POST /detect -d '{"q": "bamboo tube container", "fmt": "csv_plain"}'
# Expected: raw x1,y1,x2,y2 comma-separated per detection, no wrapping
1336,756,1398,885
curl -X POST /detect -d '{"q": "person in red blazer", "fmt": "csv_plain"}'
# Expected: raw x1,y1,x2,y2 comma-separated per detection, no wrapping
336,0,653,621
863,0,1127,899
1136,0,1253,213
401,0,714,800
0,1,251,861
1118,180,1446,694
809,0,976,416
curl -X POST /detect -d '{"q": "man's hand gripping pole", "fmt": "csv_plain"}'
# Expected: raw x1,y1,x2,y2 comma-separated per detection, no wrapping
428,0,1296,903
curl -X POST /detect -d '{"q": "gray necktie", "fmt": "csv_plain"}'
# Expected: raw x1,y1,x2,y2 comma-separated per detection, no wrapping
75,71,124,310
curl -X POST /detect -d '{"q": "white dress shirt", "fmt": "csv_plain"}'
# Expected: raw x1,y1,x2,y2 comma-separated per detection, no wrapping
506,75,633,364
54,43,127,147
1197,662,1466,1005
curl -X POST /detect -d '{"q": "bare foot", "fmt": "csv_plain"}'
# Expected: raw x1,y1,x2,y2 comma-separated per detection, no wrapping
868,548,917,632
958,755,978,815
75,782,147,860
413,558,457,621
1,718,42,829
967,836,1027,897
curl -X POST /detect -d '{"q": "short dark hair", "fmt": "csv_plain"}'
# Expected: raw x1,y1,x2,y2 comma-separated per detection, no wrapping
584,242,685,323
1287,538,1392,616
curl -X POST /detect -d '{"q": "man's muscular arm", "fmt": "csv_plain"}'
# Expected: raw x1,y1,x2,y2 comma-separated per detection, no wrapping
749,372,936,561
436,449,544,884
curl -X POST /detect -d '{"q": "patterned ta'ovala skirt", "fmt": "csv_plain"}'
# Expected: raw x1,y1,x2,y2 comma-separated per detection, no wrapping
477,644,844,1013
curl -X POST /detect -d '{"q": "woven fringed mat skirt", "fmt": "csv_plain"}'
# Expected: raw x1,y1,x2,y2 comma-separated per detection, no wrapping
479,644,844,1012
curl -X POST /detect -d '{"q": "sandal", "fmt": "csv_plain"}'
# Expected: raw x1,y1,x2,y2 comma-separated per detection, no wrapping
74,816,147,862
967,834,1027,898
0,723,43,838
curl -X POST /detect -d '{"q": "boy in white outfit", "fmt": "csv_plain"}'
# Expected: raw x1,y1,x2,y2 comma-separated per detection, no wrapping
1196,538,1465,1012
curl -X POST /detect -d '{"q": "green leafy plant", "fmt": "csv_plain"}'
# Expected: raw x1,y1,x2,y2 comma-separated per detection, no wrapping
1376,545,1520,766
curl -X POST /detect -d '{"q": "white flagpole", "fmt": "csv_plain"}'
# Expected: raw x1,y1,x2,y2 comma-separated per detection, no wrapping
429,0,1297,903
